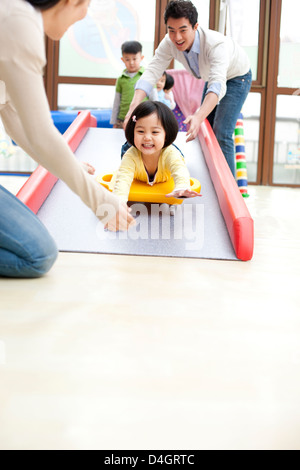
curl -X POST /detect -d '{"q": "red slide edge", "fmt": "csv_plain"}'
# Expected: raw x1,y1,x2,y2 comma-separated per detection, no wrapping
16,110,97,213
198,120,254,261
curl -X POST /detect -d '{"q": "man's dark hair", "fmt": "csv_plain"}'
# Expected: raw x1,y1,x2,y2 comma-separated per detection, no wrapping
164,0,198,28
164,73,175,91
125,101,178,149
121,41,143,55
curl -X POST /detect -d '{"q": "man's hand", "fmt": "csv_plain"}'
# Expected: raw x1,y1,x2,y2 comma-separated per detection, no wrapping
183,113,204,143
184,93,219,142
123,89,147,129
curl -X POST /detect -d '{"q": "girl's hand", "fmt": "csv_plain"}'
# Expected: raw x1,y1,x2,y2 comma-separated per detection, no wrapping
166,189,201,199
105,202,136,232
81,161,96,175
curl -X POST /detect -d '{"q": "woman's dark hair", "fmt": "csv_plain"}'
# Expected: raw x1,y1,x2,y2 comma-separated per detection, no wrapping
125,101,178,149
164,0,198,28
25,0,64,11
164,73,175,91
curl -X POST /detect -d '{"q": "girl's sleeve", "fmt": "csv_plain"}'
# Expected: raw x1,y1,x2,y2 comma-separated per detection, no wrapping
0,15,120,222
112,153,136,203
165,148,191,191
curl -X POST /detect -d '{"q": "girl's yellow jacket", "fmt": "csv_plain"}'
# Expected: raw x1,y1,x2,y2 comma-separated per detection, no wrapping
113,145,191,203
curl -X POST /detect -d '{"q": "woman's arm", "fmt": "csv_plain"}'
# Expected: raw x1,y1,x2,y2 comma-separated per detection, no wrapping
0,69,123,223
0,24,136,229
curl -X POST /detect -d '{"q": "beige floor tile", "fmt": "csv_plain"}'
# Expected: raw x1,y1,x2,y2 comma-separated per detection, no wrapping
0,178,300,450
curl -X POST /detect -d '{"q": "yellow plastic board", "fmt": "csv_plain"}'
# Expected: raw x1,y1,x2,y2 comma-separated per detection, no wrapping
96,173,201,205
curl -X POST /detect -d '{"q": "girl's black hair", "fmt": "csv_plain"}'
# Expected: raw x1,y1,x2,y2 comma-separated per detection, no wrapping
25,0,64,11
164,0,198,28
164,73,175,91
125,101,178,149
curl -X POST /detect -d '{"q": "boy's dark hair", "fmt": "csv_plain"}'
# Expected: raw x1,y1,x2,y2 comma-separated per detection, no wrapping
125,101,178,149
121,41,142,55
164,73,175,91
164,0,198,28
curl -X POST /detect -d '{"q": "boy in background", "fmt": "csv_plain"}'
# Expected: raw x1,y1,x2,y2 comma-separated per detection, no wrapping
110,41,145,129
111,40,158,129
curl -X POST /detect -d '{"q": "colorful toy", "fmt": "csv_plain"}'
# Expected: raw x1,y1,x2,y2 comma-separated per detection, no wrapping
96,173,201,205
234,113,249,198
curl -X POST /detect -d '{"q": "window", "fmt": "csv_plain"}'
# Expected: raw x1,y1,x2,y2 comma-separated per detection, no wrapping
241,92,261,183
226,0,260,81
59,0,157,79
277,0,300,88
273,95,300,184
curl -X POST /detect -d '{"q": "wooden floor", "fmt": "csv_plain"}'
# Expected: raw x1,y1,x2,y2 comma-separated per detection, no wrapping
0,175,300,450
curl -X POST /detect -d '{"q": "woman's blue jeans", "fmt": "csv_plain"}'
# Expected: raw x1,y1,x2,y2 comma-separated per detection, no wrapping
202,69,252,177
0,185,58,278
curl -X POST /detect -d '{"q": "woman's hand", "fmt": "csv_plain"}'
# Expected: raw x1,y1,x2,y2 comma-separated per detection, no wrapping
81,161,96,175
166,188,201,199
105,202,136,232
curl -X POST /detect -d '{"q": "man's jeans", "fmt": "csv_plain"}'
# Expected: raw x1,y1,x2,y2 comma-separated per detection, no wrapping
202,69,252,177
0,185,58,278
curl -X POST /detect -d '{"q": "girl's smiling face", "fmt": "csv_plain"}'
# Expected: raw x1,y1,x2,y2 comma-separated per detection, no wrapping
134,113,166,158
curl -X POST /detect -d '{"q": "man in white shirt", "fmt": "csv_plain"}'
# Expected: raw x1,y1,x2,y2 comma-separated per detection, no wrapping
125,0,252,177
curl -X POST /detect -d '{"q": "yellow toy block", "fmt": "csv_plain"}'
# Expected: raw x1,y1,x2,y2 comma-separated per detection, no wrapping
96,173,201,205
